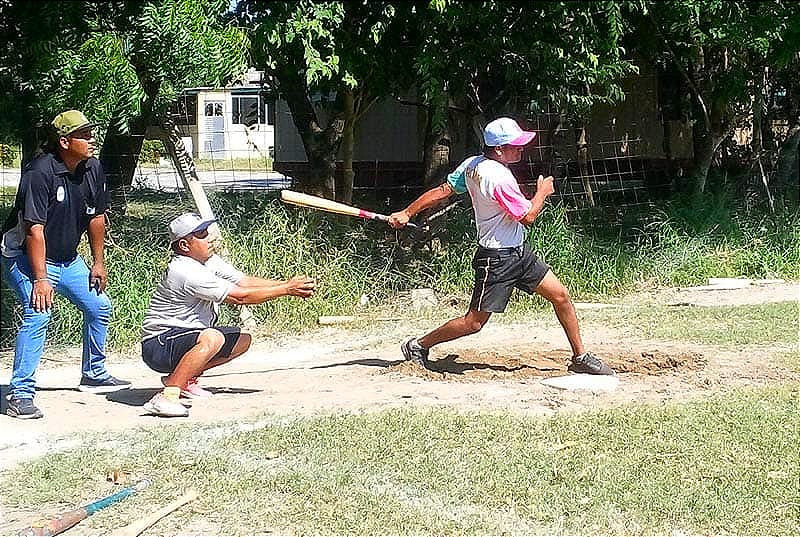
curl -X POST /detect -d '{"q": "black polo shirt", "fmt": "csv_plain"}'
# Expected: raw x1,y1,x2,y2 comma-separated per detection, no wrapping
2,153,109,263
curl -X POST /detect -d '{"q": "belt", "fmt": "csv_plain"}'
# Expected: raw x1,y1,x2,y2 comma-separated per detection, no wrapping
476,245,524,255
45,254,79,266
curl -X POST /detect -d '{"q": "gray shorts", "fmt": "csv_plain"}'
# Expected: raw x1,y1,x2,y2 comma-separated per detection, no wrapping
469,244,550,313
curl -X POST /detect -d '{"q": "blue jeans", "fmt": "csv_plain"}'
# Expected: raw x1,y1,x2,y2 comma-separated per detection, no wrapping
1,254,112,399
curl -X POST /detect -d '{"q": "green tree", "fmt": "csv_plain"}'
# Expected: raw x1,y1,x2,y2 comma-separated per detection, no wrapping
238,1,418,200
238,1,637,198
641,0,799,196
0,0,247,190
412,1,639,192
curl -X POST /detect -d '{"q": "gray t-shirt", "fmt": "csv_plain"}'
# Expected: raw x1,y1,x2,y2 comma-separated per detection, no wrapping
141,254,244,340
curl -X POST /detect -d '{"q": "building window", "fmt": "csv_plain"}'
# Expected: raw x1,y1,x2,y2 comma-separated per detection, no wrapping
265,101,275,126
232,96,263,126
169,94,197,125
205,102,224,117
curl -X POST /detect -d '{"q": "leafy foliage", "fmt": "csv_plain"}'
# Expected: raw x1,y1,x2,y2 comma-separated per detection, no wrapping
0,0,249,144
0,143,18,166
638,0,800,191
415,1,639,128
237,1,419,195
139,139,165,164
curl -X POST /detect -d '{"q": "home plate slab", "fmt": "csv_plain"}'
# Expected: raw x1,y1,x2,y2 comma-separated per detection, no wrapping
540,374,620,392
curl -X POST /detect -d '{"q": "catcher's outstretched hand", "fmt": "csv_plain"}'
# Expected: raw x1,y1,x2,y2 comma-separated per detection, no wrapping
286,275,316,298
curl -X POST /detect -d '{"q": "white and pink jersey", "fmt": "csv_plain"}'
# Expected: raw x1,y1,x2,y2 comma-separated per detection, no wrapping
446,155,532,248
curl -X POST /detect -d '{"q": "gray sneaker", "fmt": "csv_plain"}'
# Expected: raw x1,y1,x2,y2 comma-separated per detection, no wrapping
78,375,132,394
401,338,429,366
568,352,615,375
6,397,44,419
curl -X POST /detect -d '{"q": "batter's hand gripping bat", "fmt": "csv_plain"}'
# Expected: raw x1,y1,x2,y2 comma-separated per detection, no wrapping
280,190,420,229
19,479,151,536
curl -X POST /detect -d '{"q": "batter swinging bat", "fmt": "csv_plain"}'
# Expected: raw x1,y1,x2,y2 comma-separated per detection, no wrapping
19,479,151,536
280,190,419,229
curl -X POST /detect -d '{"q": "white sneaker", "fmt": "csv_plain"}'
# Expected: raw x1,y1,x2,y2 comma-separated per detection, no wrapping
142,392,189,417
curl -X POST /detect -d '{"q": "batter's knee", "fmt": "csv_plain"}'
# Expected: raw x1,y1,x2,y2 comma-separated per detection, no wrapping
548,284,572,307
463,317,486,335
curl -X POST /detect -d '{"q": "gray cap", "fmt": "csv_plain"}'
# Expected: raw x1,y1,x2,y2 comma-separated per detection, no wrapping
168,212,216,243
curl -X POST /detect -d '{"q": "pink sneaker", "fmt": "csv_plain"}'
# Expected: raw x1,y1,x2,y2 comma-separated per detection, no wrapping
160,376,213,399
181,377,213,399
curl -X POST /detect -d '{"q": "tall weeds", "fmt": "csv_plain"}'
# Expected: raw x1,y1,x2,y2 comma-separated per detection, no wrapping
1,190,797,351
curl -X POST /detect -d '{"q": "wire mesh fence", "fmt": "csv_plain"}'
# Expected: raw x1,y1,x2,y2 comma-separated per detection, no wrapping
0,80,683,351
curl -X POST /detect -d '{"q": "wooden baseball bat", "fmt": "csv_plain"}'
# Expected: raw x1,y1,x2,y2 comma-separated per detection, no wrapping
111,489,198,537
19,479,151,536
280,190,419,228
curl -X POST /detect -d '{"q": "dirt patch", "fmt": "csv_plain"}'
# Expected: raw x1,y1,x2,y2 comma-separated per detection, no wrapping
386,344,705,380
608,349,706,374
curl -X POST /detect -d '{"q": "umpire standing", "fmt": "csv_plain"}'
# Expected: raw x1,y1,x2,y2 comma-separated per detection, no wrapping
1,110,130,419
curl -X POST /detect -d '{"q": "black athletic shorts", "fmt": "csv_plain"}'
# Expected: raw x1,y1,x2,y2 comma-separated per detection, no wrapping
469,244,551,313
141,326,242,374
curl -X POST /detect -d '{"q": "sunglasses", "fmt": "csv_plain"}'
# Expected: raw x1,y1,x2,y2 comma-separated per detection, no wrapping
192,228,210,239
67,129,94,141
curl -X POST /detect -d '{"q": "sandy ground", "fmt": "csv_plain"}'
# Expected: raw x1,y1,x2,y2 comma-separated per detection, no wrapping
0,281,797,474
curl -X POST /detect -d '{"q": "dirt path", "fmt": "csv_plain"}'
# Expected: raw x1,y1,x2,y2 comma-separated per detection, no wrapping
1,282,797,471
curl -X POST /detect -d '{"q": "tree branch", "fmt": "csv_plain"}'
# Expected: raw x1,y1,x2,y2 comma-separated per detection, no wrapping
648,11,711,128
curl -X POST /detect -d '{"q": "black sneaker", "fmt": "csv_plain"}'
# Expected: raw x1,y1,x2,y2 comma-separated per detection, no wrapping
78,375,132,394
401,338,429,366
6,397,44,419
568,352,615,376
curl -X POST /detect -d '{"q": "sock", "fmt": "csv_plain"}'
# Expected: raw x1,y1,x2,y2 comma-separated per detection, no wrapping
163,386,181,401
409,338,426,351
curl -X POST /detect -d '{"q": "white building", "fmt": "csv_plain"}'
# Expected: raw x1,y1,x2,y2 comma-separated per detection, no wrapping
172,73,275,161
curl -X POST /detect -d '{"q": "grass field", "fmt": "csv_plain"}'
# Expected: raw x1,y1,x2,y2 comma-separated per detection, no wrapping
582,301,800,346
0,205,797,534
2,386,797,534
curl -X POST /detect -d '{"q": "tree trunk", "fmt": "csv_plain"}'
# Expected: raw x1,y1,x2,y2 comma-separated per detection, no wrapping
303,139,339,198
278,74,344,198
20,128,40,170
775,125,800,199
752,66,774,211
685,48,716,196
690,118,713,195
99,74,159,213
338,88,356,203
422,103,452,189
99,122,145,215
